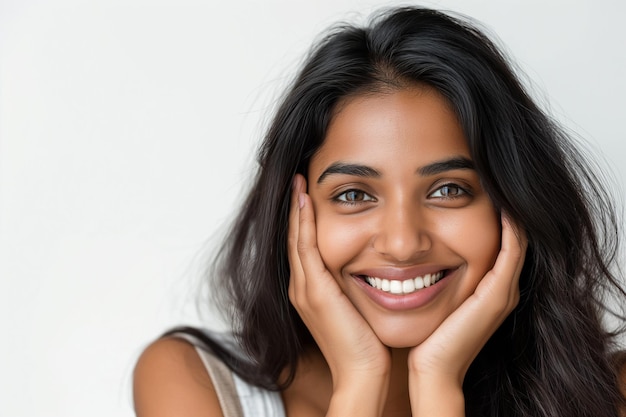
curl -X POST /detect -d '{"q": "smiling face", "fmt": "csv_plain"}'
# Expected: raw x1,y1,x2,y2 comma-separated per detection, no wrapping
307,87,501,348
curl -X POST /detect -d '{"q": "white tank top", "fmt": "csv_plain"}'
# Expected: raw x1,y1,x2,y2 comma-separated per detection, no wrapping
194,346,286,417
173,331,287,417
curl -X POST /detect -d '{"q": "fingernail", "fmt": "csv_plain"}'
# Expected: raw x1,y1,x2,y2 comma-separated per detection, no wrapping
298,193,305,209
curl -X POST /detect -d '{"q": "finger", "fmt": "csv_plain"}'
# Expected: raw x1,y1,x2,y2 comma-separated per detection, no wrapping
443,216,526,347
288,174,306,299
481,213,527,301
411,215,528,378
502,214,528,280
296,185,343,302
446,215,525,360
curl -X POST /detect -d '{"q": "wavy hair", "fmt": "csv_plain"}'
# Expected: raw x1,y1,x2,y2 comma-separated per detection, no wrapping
170,6,626,416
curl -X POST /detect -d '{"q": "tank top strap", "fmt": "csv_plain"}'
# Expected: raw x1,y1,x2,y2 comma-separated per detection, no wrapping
170,331,286,417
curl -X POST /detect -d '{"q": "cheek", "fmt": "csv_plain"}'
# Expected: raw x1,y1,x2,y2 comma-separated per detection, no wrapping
472,210,501,269
314,200,500,282
314,211,367,276
437,204,501,276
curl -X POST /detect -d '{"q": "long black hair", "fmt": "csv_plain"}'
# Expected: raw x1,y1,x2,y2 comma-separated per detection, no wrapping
168,6,626,416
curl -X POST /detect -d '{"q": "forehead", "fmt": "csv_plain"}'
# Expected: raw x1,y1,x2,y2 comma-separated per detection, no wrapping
309,88,470,176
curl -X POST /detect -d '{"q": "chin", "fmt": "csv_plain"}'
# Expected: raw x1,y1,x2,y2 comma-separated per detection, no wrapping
372,321,438,348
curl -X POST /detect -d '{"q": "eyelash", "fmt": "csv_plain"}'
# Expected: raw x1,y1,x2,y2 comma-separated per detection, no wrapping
333,189,376,205
332,183,470,206
428,183,469,199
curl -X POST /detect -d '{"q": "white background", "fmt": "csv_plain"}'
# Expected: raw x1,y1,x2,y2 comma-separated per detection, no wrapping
1,0,625,416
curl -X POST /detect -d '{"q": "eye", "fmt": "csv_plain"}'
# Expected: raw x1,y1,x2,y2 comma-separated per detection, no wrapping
429,184,467,199
334,189,376,204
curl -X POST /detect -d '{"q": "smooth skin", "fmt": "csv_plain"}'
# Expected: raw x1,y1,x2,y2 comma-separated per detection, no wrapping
287,88,527,417
134,88,528,417
306,88,505,349
290,177,525,416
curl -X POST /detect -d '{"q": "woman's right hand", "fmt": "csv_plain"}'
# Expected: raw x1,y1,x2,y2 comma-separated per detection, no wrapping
288,174,391,416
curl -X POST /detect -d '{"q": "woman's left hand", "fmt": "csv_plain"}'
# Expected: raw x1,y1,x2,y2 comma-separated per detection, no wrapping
407,214,527,415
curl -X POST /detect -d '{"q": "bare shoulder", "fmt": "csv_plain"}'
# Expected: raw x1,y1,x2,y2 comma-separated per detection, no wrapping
133,337,223,417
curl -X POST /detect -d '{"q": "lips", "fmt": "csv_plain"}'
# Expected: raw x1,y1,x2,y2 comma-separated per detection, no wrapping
362,271,445,295
350,267,456,311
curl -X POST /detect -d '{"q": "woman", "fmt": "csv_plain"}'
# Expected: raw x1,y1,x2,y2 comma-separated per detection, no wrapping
133,6,626,416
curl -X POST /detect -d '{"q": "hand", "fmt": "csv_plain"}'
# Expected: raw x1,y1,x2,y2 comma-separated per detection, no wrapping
288,174,391,411
407,215,527,413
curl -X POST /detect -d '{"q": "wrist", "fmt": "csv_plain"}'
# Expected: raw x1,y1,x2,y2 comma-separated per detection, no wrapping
327,372,390,417
409,373,465,416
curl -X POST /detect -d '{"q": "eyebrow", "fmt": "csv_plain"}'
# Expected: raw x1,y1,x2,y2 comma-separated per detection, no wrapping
417,156,474,176
317,163,381,184
316,156,474,184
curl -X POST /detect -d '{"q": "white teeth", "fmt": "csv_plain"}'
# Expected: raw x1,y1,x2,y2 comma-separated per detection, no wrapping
389,280,403,294
415,276,424,289
363,271,444,295
402,279,415,293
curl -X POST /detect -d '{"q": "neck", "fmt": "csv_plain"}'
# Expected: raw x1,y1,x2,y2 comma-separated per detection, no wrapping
383,348,412,417
285,345,413,417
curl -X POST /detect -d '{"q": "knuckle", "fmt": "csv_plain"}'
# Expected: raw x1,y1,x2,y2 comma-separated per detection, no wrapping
307,290,327,310
477,288,512,318
288,281,305,307
493,292,520,318
288,283,298,304
288,283,295,299
297,239,315,255
509,290,521,310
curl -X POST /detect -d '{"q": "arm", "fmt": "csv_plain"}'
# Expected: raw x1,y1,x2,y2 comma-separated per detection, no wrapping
133,338,224,417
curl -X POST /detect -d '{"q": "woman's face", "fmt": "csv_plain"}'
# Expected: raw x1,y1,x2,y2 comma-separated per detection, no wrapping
307,87,501,348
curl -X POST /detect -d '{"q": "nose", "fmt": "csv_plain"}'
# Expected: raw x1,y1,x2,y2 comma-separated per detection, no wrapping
372,201,432,262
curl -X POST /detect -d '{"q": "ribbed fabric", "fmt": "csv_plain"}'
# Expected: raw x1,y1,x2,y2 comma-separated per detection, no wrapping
172,331,287,417
193,347,286,417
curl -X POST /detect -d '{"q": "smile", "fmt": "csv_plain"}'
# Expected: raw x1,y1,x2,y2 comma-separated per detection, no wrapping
362,271,445,295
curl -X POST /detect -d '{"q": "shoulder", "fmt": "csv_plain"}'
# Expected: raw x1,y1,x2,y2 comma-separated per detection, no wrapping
133,337,224,417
